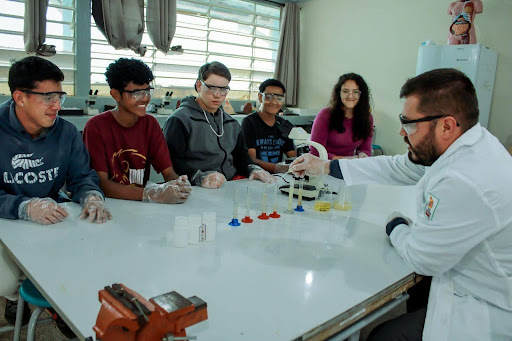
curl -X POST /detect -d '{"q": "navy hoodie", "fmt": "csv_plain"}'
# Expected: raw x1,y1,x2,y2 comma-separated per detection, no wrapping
0,100,102,220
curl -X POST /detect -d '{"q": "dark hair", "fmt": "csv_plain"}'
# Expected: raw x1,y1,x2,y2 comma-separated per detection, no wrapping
400,68,478,132
259,79,286,93
8,56,64,94
105,58,154,91
329,73,372,141
195,61,231,90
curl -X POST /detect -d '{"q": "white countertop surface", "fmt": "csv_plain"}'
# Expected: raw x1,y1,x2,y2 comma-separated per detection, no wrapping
0,178,416,340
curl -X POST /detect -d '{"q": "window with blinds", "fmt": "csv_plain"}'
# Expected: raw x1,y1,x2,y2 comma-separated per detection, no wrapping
91,0,281,101
0,0,75,95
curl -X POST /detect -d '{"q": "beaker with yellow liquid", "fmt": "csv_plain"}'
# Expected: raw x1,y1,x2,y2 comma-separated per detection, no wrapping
333,182,352,211
314,187,333,212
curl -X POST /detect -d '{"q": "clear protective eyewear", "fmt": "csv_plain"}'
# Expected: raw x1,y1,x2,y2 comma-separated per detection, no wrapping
261,92,285,103
340,89,362,98
21,90,66,106
200,81,230,96
123,87,154,101
399,114,458,135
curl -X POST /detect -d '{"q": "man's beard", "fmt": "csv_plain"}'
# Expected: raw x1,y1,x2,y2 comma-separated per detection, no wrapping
405,129,440,167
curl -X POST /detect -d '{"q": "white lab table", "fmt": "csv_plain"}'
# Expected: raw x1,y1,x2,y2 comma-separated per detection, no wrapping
0,178,417,340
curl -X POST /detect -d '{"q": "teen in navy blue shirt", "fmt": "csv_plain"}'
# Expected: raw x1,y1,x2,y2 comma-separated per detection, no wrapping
0,56,112,327
241,79,296,173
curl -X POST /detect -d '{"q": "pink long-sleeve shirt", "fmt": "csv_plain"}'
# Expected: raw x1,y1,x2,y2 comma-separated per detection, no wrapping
309,108,373,159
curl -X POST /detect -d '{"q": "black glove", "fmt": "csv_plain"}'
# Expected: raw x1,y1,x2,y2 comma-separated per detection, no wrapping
386,217,409,236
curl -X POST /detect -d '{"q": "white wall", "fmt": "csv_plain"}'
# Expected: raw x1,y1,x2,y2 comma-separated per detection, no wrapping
298,0,512,155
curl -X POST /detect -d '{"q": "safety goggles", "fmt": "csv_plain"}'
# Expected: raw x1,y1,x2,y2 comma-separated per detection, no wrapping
21,90,66,106
399,114,459,135
261,92,285,103
200,81,230,96
122,87,154,101
340,89,362,98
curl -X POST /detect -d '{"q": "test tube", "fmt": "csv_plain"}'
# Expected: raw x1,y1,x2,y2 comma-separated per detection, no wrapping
294,179,305,212
229,185,241,226
241,185,253,223
258,184,270,220
284,177,295,215
269,183,281,218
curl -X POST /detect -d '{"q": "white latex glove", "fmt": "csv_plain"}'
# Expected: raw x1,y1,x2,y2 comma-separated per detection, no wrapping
290,153,330,177
274,162,289,174
143,177,192,203
19,198,68,225
249,169,276,183
79,192,112,224
175,175,192,192
201,172,226,189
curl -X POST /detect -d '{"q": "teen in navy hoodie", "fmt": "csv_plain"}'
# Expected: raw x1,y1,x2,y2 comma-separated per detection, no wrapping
0,56,112,327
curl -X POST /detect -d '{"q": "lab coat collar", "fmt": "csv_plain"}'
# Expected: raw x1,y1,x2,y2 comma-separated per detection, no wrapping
428,123,482,173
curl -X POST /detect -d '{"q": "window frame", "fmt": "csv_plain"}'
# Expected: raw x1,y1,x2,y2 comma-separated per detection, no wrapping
90,0,281,101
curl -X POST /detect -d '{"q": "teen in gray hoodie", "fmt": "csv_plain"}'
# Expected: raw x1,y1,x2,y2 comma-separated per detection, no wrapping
163,62,275,188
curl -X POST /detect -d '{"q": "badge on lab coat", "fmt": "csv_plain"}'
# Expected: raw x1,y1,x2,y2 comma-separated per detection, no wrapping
425,193,440,220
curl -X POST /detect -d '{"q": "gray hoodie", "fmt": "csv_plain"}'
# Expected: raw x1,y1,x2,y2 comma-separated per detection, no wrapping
163,96,254,185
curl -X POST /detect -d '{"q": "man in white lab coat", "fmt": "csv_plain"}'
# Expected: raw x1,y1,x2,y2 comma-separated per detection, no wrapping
290,68,512,341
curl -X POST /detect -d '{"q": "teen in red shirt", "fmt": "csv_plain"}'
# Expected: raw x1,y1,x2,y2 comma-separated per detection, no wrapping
83,58,191,204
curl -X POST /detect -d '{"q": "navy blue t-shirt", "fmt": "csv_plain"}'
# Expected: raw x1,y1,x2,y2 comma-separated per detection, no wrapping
241,113,295,163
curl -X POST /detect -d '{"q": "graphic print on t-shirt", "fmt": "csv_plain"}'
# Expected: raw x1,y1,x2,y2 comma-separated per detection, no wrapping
3,153,58,185
11,153,44,170
256,135,286,163
111,149,146,186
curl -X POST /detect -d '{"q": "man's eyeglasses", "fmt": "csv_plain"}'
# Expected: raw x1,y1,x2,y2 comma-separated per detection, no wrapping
122,87,154,101
399,114,459,135
21,90,66,106
200,81,230,96
340,89,362,98
261,92,285,103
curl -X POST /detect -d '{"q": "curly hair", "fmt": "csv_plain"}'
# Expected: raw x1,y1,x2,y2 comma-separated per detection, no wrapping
105,58,154,91
328,73,372,142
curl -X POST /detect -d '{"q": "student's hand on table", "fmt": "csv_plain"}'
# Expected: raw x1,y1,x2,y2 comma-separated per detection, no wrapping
275,162,289,174
290,154,330,177
143,179,191,204
20,198,68,225
201,171,226,189
358,152,368,158
80,193,112,224
385,211,413,236
175,175,192,193
249,169,276,183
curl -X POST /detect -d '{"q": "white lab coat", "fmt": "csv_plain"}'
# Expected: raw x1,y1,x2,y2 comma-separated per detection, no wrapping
339,124,512,341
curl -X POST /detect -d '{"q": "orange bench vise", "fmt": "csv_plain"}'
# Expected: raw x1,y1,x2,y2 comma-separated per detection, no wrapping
93,283,207,341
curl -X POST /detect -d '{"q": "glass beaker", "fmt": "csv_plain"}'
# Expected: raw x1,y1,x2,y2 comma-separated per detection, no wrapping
313,187,333,212
333,182,352,211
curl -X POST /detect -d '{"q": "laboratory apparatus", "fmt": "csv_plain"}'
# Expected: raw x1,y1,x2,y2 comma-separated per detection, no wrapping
241,185,253,223
229,185,241,226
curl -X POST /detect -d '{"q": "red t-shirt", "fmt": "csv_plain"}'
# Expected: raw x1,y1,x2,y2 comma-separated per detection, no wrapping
83,111,172,187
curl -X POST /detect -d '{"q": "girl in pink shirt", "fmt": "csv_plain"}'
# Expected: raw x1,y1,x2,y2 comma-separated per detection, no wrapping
310,73,374,160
